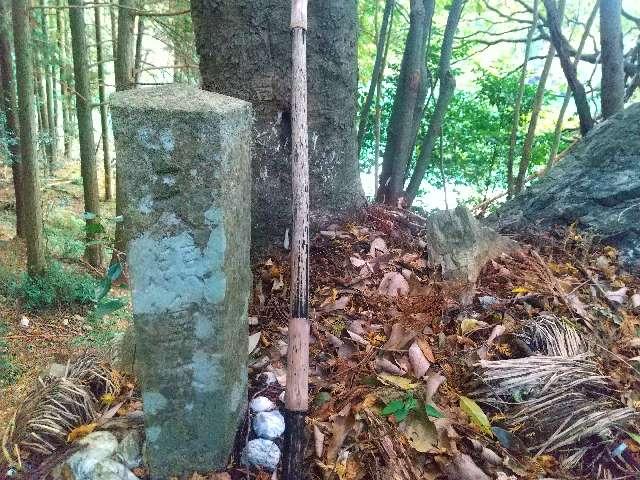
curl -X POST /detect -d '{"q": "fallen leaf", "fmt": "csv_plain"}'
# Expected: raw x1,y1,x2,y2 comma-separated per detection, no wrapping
377,372,418,390
404,414,437,453
511,286,529,294
460,396,492,436
424,372,446,401
326,405,354,464
424,403,444,418
369,237,388,256
416,337,436,362
606,287,628,305
313,424,325,458
378,272,410,297
408,342,430,378
100,393,115,406
349,256,366,268
460,318,488,336
248,332,261,354
322,295,352,312
383,323,416,350
375,356,406,375
67,422,97,442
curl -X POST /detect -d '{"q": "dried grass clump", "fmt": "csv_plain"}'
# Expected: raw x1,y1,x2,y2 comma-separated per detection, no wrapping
3,351,119,462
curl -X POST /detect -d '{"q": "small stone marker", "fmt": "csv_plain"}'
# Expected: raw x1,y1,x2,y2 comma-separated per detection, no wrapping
110,85,252,478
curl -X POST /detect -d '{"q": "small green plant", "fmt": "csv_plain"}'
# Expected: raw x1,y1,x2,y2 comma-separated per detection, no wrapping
2,261,96,310
382,393,444,423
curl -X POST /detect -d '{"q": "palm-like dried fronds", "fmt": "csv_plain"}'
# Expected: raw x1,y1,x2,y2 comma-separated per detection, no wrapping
5,352,118,459
518,315,586,357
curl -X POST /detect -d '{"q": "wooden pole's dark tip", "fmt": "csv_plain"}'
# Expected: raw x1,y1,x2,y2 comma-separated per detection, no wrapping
282,409,307,480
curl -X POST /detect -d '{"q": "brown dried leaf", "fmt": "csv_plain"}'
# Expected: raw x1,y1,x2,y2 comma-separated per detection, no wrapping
378,272,410,297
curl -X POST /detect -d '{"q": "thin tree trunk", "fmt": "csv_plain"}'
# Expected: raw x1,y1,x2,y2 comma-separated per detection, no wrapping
94,1,112,200
506,0,539,198
109,2,117,60
133,14,144,85
600,0,624,117
547,0,599,166
0,0,25,237
357,0,394,155
55,0,70,158
377,0,434,206
405,0,464,204
39,0,57,172
515,0,567,194
69,0,102,268
112,0,135,267
283,1,309,479
12,0,46,275
543,0,594,136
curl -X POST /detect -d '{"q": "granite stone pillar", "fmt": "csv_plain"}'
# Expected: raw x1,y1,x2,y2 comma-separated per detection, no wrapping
110,84,252,478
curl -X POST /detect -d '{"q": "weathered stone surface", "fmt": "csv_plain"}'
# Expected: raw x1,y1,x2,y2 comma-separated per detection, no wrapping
424,206,516,284
110,84,252,478
492,103,640,272
52,431,118,480
242,438,281,471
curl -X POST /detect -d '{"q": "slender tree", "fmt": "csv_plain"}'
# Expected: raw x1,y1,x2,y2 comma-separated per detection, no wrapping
506,0,539,198
56,0,71,158
376,0,434,205
515,0,567,193
600,0,624,118
0,0,24,237
11,0,46,275
94,2,112,200
543,0,594,135
548,0,600,166
357,0,395,155
283,3,309,477
405,0,464,204
38,0,57,172
69,0,102,267
133,15,144,85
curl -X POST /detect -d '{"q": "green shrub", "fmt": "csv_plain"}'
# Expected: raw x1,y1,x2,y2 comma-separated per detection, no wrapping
4,261,96,310
0,322,21,387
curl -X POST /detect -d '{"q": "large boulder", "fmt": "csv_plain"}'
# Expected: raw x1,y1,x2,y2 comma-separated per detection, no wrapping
492,103,640,272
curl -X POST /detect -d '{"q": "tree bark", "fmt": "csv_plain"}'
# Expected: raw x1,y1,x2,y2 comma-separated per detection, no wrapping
110,2,117,61
0,0,24,237
133,14,143,85
547,0,599,166
515,0,567,194
543,0,594,136
357,0,395,156
111,0,135,266
39,0,57,172
404,0,464,204
376,0,434,206
191,0,365,250
506,0,539,198
11,0,46,275
55,0,71,159
600,0,624,118
69,0,102,268
94,2,112,200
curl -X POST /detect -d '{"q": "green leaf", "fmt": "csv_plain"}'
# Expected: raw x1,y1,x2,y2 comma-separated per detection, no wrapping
85,222,105,234
94,279,111,302
106,263,123,283
628,431,640,444
424,403,444,418
381,399,404,416
460,396,492,436
394,407,410,423
93,298,125,319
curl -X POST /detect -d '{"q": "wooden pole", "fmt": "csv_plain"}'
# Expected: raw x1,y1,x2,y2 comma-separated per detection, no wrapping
283,0,309,478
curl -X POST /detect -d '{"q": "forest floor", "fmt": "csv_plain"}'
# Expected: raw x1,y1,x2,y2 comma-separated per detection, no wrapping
1,163,640,479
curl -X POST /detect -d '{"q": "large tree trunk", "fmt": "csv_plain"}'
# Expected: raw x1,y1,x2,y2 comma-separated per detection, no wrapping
0,0,24,237
94,2,112,200
69,0,102,268
405,0,464,205
376,0,434,206
357,0,395,156
11,0,46,275
600,0,624,118
191,0,365,250
543,0,594,136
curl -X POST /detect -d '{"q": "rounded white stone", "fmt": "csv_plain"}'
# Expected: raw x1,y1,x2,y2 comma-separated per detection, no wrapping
253,410,285,439
242,438,281,471
249,396,276,413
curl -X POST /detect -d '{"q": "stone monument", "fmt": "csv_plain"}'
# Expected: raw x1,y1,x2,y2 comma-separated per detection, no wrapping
110,84,252,478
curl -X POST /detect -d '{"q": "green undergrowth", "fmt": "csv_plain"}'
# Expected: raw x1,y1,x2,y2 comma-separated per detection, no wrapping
44,209,86,260
0,321,21,387
73,305,132,349
0,261,96,310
